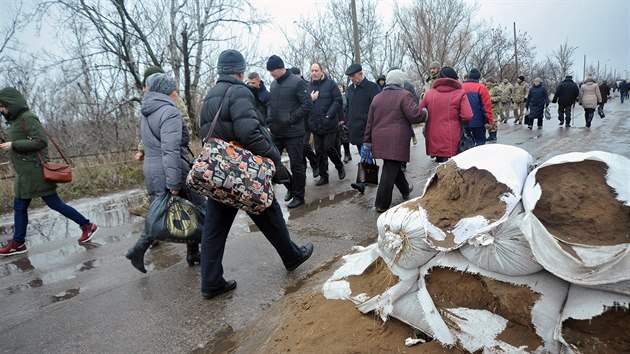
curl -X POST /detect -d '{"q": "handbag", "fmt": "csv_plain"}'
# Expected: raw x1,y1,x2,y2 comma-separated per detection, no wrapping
597,105,605,118
544,107,551,120
356,160,379,185
186,88,276,215
458,126,475,153
21,118,72,183
145,193,204,243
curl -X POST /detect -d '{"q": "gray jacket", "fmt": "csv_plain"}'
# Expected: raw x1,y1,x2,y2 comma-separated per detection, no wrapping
140,91,190,195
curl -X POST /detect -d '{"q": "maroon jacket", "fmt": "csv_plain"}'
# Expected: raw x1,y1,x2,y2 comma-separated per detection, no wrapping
364,85,427,162
420,78,473,158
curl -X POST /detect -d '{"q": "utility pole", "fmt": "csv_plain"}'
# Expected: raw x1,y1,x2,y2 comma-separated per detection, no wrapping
513,22,519,76
351,0,361,64
583,55,586,81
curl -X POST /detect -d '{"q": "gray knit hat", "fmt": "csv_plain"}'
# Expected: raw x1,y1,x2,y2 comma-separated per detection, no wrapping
429,61,441,70
148,73,177,95
386,69,406,86
217,49,247,74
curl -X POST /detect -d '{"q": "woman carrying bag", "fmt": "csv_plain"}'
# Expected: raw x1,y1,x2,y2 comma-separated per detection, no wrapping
0,87,98,256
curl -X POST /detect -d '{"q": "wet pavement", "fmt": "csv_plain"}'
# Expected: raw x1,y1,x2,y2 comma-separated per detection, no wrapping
0,98,629,353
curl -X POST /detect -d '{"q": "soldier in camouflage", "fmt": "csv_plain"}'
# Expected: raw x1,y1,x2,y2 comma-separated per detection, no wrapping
512,75,529,124
498,78,513,123
485,78,500,141
422,61,441,98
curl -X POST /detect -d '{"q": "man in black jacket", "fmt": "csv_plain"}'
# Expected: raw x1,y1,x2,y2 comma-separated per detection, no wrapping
198,49,313,299
308,62,346,186
344,63,380,193
267,55,313,208
552,75,580,127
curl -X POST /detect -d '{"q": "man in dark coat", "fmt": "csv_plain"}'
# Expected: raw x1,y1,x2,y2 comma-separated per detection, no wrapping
598,80,610,115
198,49,313,299
289,67,319,180
266,55,313,208
344,63,381,193
307,62,346,186
526,78,549,129
246,72,270,120
552,75,580,127
618,80,628,103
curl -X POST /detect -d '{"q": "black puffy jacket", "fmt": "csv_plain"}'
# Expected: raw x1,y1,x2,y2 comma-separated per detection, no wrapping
267,70,312,139
200,75,282,168
307,75,343,134
552,78,580,106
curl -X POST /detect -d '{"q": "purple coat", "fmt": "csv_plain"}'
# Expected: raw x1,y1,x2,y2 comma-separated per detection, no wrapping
364,85,428,162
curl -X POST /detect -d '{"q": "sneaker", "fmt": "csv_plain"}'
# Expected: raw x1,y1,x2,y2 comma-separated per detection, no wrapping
79,223,98,243
0,241,27,256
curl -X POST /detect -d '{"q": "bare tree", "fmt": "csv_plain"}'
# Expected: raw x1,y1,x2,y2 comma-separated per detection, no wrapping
552,40,578,80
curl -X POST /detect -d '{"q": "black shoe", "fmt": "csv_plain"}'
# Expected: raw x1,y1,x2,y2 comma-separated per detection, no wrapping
285,242,314,271
351,182,365,194
343,154,351,163
312,167,320,179
435,157,448,163
402,185,414,200
287,198,305,209
566,123,571,128
337,166,346,180
186,243,201,266
401,163,407,172
375,206,387,213
284,190,293,202
125,235,152,273
202,280,237,299
559,121,564,126
315,177,329,186
527,125,533,129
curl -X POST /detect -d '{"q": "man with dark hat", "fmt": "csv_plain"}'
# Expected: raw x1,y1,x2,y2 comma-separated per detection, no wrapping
266,55,313,208
512,75,529,124
344,63,381,194
289,67,319,180
198,49,313,299
462,68,494,144
552,75,580,127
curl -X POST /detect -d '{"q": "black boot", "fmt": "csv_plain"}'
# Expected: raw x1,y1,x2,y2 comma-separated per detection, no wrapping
125,235,152,273
186,243,201,266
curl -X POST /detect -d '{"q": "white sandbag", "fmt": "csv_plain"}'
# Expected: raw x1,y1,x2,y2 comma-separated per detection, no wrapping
555,285,630,353
416,252,569,353
426,144,533,251
376,203,438,269
521,151,630,286
460,202,543,276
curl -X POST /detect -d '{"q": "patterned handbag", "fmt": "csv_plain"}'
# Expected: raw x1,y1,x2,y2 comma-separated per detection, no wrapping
186,89,276,214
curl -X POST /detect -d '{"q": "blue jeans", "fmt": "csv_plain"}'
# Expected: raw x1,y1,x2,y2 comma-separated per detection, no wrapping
13,194,90,243
200,198,302,292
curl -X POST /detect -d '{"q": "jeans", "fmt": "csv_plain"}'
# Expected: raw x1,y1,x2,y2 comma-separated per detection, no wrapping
375,160,411,210
200,198,302,292
313,131,343,179
274,136,306,201
13,193,90,243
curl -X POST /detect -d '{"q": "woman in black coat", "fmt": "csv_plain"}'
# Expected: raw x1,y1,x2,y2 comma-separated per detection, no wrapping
526,78,549,129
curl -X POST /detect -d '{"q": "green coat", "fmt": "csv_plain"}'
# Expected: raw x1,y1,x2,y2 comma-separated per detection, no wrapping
0,87,57,199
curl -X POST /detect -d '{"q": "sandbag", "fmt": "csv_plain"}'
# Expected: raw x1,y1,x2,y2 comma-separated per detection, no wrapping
460,202,543,276
521,151,630,286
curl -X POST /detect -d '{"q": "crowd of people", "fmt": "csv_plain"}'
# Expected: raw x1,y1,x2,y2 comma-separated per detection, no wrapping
1,48,627,301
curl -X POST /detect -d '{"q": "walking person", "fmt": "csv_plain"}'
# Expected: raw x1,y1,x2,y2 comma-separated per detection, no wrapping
525,78,549,129
337,83,352,164
598,80,610,114
290,67,319,180
420,67,473,162
578,74,602,128
0,87,98,256
552,75,580,127
266,55,313,209
620,80,629,103
198,49,313,299
344,63,381,193
307,62,346,186
485,78,501,140
498,78,513,123
125,73,204,273
364,70,428,212
462,68,494,144
512,75,529,124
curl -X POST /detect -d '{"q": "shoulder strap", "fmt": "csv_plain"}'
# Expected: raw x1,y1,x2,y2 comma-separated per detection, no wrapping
20,117,70,165
203,86,234,143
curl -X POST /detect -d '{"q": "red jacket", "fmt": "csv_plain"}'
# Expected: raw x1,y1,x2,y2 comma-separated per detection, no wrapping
364,86,428,162
462,79,494,126
420,78,473,158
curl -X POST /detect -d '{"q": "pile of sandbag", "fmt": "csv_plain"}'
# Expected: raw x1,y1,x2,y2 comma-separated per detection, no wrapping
323,146,630,353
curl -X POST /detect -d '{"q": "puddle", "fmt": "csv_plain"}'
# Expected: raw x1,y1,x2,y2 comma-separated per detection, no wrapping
51,287,80,303
192,325,236,354
145,243,183,271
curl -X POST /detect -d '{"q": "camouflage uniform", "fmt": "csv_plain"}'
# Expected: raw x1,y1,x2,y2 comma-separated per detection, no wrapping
498,81,513,123
512,81,529,124
486,80,501,138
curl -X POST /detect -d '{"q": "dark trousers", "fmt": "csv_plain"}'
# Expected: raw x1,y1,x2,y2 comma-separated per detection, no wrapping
375,160,411,210
303,132,317,170
584,108,595,127
200,199,302,292
13,194,90,243
274,136,306,201
313,131,343,179
557,104,572,124
464,127,487,146
528,115,543,127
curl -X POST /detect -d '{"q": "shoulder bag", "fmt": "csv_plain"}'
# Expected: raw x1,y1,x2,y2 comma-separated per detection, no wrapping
21,118,72,183
186,87,276,214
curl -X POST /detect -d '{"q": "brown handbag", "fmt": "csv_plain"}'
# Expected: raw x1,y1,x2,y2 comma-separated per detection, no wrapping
20,118,73,183
356,161,379,185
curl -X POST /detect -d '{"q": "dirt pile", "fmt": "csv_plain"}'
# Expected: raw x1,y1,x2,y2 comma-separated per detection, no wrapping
533,160,630,245
562,306,630,353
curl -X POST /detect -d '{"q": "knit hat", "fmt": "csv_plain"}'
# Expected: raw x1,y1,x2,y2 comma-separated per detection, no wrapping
266,55,285,71
289,67,301,75
439,66,458,80
217,49,247,74
468,68,481,80
533,77,542,85
429,61,441,70
345,63,362,76
143,66,164,86
386,69,406,86
518,75,525,81
566,75,573,80
586,73,594,80
148,73,177,95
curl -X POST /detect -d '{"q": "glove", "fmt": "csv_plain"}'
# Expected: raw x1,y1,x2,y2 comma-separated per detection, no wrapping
272,164,291,185
421,107,429,122
484,123,492,130
359,143,372,161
